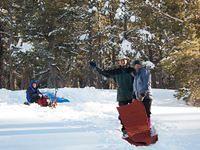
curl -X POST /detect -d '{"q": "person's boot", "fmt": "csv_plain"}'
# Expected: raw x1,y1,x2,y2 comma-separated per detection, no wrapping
147,117,152,128
148,118,157,137
150,126,157,137
122,129,128,139
48,99,57,108
51,101,57,108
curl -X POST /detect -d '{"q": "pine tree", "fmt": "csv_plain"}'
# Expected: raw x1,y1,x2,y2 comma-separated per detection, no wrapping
0,0,199,106
162,0,200,105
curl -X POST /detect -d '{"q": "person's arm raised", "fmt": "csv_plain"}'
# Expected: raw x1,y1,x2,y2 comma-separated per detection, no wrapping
89,61,122,78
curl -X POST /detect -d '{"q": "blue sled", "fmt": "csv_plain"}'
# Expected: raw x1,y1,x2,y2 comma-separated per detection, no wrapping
43,92,70,103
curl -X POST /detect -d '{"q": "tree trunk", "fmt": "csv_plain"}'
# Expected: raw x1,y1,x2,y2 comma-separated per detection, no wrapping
8,0,15,90
0,24,4,88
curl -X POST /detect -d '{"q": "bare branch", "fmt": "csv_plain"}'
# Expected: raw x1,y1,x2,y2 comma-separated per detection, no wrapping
0,31,11,36
145,2,184,23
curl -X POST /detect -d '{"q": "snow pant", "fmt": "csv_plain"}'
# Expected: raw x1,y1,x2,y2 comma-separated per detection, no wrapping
37,97,49,107
30,95,40,103
118,94,152,132
118,99,132,132
142,95,153,118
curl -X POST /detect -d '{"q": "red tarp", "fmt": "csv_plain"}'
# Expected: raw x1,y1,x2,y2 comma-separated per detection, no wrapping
117,100,158,146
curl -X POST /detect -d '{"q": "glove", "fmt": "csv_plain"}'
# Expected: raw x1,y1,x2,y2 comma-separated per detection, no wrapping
39,94,43,98
89,61,97,69
140,93,146,98
138,93,146,101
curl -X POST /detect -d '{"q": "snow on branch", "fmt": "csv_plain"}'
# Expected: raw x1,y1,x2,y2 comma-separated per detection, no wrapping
143,60,155,69
119,39,136,56
137,29,155,41
79,34,89,41
115,0,130,20
88,6,98,13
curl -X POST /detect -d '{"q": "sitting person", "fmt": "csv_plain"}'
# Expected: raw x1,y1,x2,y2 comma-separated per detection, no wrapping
26,80,53,107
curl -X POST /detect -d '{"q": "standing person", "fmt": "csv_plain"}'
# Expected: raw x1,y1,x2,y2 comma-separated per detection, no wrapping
133,60,153,128
26,80,52,107
90,56,135,137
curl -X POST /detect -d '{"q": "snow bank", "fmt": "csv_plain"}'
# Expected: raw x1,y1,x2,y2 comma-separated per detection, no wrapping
0,88,200,150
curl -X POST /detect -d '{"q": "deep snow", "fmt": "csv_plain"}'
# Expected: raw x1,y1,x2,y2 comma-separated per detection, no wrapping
0,87,200,150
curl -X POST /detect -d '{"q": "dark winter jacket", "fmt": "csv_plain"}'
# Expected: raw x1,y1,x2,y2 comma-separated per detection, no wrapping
96,67,135,102
26,81,42,103
133,67,152,99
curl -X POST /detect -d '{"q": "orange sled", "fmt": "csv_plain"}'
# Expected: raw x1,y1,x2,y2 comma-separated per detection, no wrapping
117,100,158,146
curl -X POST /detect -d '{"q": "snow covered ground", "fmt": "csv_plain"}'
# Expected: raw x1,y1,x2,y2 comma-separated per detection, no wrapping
0,87,200,150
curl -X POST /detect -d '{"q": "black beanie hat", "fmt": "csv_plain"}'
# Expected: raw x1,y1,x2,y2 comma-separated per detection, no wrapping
133,60,142,65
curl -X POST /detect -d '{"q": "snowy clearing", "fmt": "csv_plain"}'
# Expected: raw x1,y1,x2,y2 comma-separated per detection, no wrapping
0,88,200,150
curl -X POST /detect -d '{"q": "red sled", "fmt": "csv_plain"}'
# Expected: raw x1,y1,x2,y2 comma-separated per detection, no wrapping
117,100,158,146
37,97,57,108
37,97,49,107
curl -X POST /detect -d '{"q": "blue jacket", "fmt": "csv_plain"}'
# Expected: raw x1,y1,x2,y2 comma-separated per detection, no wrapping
26,81,41,103
133,67,151,99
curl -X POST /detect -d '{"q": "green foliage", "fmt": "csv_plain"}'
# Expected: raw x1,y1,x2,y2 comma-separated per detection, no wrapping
162,38,200,105
0,0,199,106
161,0,200,105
